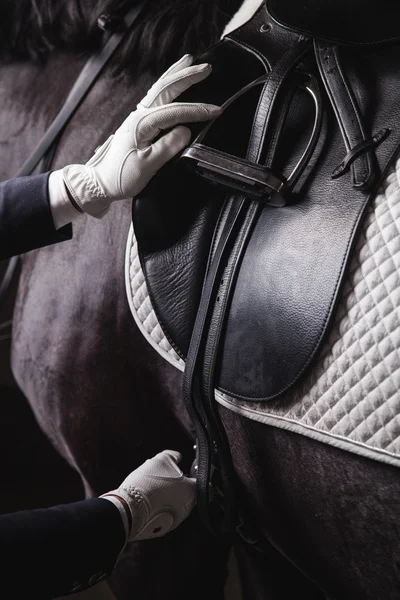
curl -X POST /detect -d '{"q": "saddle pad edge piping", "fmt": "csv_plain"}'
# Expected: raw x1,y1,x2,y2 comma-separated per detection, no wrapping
215,393,400,468
124,223,184,372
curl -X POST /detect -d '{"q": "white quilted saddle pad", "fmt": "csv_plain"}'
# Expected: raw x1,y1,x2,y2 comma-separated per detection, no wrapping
125,155,400,469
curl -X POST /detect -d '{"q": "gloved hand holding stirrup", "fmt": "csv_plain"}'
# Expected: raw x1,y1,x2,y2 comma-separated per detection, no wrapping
61,54,220,218
101,450,196,544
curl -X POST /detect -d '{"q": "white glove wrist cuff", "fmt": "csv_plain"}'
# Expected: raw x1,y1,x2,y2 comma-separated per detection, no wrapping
102,488,149,540
62,165,111,219
48,170,83,229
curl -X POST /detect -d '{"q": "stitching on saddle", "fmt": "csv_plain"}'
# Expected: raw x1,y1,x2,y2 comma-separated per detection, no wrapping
225,36,272,70
332,46,369,185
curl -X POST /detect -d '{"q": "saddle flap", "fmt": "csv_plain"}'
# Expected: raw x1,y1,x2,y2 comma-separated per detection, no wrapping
135,2,400,403
267,0,400,46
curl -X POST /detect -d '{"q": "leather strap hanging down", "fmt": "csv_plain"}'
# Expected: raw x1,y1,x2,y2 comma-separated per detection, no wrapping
183,40,315,537
0,2,147,312
134,0,400,546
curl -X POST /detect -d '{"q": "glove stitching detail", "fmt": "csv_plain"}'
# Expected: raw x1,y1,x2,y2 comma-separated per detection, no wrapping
135,103,195,144
80,168,107,201
125,487,149,536
118,148,149,195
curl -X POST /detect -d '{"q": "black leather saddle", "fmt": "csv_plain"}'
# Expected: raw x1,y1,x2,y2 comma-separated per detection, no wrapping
134,0,400,537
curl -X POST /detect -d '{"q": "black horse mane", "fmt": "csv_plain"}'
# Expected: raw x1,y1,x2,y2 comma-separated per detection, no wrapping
1,0,239,74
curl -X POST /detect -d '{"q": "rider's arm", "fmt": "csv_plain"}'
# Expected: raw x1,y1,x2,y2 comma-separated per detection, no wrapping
0,55,220,257
0,173,72,260
0,450,195,599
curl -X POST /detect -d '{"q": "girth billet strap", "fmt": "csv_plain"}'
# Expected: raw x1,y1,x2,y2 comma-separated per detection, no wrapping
0,2,147,312
183,40,315,537
315,41,378,191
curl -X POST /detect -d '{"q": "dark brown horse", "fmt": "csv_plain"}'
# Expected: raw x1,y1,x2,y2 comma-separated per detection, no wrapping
0,2,238,598
1,1,400,598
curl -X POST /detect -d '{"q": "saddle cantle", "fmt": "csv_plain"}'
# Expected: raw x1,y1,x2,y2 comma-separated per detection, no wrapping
133,0,400,535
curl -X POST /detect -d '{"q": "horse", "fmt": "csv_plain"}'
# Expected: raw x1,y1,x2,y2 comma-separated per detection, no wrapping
0,1,242,598
2,0,400,598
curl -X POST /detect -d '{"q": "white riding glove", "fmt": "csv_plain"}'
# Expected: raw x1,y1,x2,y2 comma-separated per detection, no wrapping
61,54,220,218
101,450,196,544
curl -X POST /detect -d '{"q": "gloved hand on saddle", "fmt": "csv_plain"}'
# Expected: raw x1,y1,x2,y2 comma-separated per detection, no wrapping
101,449,196,545
50,54,219,223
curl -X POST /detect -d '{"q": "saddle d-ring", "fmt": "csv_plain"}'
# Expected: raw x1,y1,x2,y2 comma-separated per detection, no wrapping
181,73,323,207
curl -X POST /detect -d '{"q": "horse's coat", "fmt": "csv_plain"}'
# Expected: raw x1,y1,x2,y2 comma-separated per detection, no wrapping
2,1,400,598
1,3,239,597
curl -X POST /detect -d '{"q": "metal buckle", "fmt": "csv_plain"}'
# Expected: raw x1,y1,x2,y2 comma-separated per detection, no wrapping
97,13,124,32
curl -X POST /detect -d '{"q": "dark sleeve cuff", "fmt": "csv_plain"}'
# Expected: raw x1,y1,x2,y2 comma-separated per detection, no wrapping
0,172,72,260
0,498,125,598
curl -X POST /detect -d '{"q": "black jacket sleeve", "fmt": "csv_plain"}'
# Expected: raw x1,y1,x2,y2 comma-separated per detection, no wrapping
0,498,125,598
0,173,72,260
